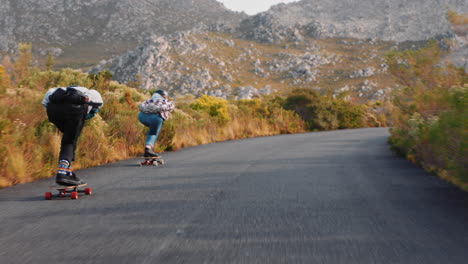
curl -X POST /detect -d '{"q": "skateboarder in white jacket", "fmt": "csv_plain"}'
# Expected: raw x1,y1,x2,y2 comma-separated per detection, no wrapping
138,89,175,158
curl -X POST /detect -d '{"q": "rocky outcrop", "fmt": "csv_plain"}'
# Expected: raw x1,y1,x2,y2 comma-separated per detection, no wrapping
207,85,275,100
91,33,222,95
238,0,468,43
446,13,468,71
90,30,393,101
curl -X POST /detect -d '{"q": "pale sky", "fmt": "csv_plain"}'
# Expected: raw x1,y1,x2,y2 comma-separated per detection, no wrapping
217,0,299,15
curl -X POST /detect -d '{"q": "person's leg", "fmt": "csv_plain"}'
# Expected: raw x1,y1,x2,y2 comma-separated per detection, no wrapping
138,112,150,127
139,112,164,157
47,104,86,162
47,105,70,163
47,105,86,185
56,114,86,185
145,115,163,148
70,113,86,162
46,106,67,133
58,110,86,162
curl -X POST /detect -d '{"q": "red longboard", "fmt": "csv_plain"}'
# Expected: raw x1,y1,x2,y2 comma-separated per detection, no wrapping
45,183,91,200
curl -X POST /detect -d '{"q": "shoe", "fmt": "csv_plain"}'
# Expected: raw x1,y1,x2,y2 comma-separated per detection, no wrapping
56,170,85,186
144,147,160,158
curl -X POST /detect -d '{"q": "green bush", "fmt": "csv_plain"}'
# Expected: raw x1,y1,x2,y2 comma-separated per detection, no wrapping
283,88,368,131
190,95,231,125
388,41,468,190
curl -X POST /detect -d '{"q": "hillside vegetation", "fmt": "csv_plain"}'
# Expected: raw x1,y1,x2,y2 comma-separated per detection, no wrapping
0,45,381,188
387,42,467,190
94,32,397,103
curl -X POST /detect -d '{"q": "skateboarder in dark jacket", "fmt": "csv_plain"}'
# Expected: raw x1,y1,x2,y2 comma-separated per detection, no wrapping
42,85,103,186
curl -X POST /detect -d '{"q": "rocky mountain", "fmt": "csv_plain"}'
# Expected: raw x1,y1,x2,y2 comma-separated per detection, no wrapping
91,0,467,100
91,31,396,101
2,0,466,100
0,0,246,55
238,0,468,43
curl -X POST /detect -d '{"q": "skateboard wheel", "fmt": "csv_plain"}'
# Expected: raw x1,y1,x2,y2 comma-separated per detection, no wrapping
45,192,52,200
84,187,92,195
70,191,78,199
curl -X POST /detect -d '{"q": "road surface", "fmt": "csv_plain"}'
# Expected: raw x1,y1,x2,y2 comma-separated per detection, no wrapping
1,128,467,263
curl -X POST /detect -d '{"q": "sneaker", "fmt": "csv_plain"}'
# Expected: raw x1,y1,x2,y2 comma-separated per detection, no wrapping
144,147,160,158
56,171,85,186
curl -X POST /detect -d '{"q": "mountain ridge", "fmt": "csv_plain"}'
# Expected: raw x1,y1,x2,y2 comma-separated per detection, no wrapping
238,0,467,43
0,0,246,54
1,0,466,100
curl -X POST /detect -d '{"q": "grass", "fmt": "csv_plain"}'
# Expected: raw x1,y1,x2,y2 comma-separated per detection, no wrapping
387,41,467,190
0,58,310,187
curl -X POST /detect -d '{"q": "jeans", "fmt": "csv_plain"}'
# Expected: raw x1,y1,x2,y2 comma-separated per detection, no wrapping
138,112,164,147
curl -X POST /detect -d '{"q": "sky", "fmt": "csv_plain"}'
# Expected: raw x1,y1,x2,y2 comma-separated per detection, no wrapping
217,0,299,15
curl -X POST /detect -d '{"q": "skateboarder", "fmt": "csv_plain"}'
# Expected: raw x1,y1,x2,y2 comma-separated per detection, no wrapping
138,89,175,158
42,85,103,186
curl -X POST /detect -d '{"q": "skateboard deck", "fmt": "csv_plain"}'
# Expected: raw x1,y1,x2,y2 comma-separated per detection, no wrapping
45,183,91,200
48,183,87,190
139,156,165,166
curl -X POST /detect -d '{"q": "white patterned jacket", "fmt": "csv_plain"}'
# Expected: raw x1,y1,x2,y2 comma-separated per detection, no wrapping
138,93,175,120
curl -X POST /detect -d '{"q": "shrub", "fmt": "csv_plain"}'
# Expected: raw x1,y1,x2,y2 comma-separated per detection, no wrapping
283,88,370,131
190,95,231,125
0,65,9,93
388,41,468,190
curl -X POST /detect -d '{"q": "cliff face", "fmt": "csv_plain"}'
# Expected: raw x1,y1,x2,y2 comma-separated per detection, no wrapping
91,31,397,101
238,0,468,43
0,0,246,53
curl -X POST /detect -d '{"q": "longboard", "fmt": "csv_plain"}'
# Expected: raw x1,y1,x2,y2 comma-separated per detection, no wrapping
139,156,165,166
45,183,91,200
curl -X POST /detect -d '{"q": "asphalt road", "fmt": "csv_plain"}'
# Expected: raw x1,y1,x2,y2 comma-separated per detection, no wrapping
1,128,468,264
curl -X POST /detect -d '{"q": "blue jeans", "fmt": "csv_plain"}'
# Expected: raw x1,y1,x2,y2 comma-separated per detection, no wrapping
138,112,164,147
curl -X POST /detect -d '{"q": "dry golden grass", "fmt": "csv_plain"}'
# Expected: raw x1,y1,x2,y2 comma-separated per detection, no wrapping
0,72,306,188
447,10,468,26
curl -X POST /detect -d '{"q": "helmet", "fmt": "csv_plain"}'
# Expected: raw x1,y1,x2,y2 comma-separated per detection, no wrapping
154,89,168,97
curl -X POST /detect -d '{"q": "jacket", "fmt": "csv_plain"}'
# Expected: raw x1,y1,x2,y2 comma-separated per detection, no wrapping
42,86,104,115
139,93,175,120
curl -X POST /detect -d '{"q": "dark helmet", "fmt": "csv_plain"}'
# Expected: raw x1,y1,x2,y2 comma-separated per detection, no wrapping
154,89,168,97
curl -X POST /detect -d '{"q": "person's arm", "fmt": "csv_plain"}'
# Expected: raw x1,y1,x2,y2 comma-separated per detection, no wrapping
156,99,174,112
85,108,99,120
65,87,88,104
42,88,58,108
166,100,175,112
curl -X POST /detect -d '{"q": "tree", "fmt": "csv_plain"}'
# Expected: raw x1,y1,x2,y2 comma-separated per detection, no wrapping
46,52,55,71
12,43,33,86
0,65,10,93
127,74,142,88
283,88,339,130
88,70,113,90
